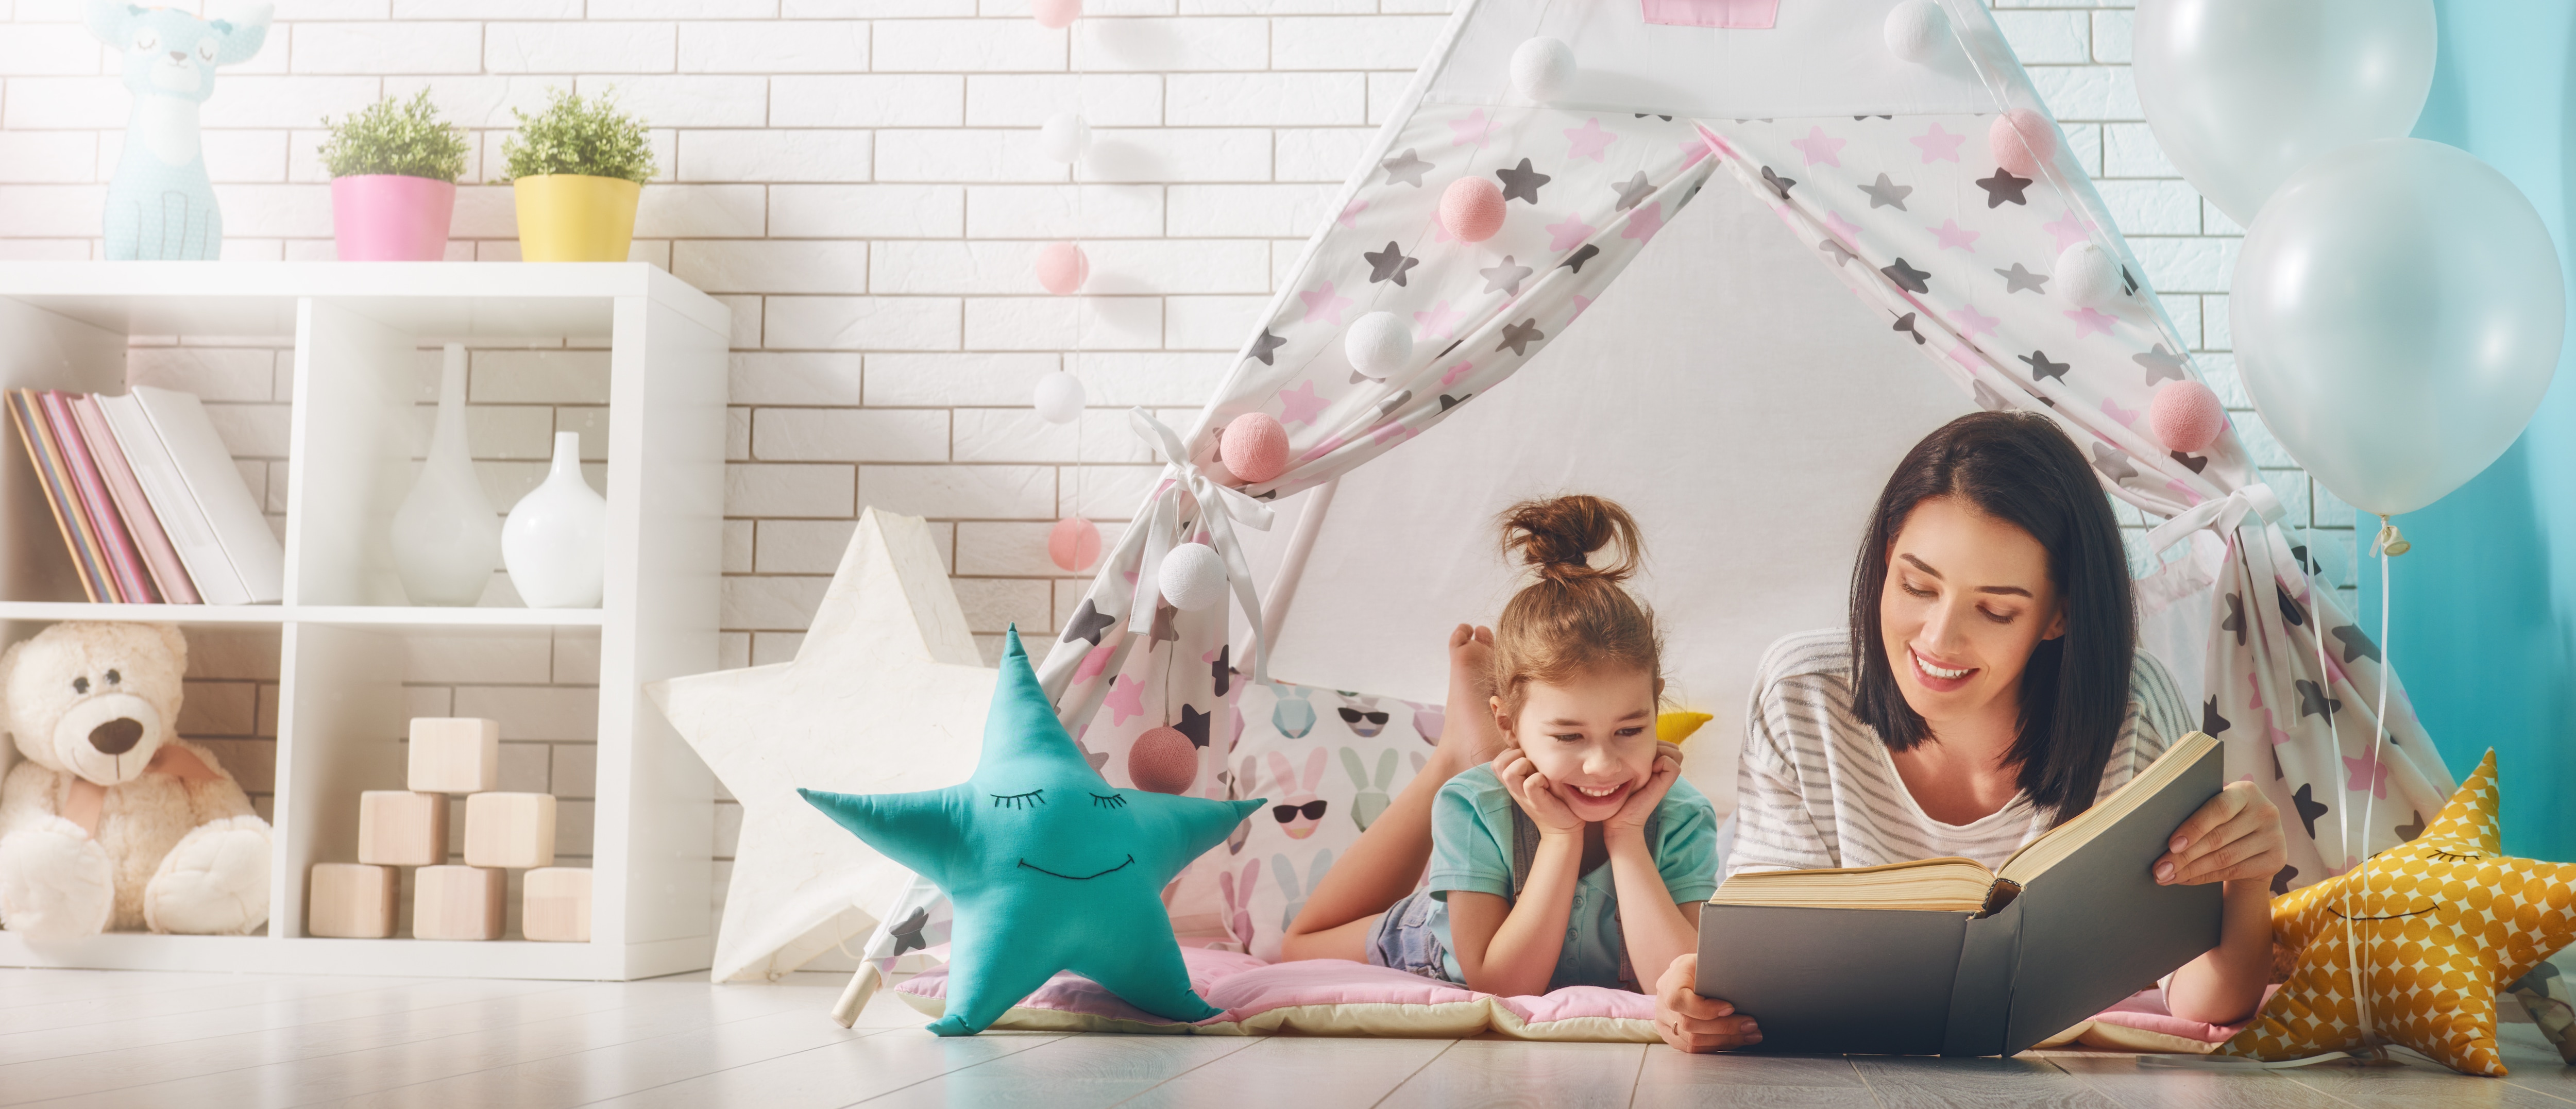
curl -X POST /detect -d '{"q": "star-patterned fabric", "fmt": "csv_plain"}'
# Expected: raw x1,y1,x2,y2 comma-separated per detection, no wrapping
2218,751,2576,1075
863,0,2459,970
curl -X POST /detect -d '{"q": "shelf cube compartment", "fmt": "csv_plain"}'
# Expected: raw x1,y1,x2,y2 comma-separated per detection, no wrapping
464,792,556,869
408,717,499,794
523,867,592,943
355,790,447,867
413,864,505,941
307,863,398,939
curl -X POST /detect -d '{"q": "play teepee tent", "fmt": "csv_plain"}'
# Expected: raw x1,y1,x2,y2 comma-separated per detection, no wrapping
849,0,2455,981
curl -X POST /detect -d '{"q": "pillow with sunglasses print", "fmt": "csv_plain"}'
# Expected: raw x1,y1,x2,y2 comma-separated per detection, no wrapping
1168,679,1437,962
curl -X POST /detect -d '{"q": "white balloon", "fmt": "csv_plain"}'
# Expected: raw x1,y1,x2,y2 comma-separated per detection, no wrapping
2054,242,2123,310
1882,0,1950,63
2235,139,2566,517
1510,37,1575,103
2133,0,2435,227
1033,371,1085,424
1159,543,1230,612
1344,312,1414,380
1037,111,1091,164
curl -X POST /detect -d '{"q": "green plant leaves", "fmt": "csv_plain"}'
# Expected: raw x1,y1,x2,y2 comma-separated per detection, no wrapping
319,90,469,183
500,89,655,185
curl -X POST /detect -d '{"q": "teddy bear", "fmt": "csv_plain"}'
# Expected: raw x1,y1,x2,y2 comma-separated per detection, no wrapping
0,621,271,938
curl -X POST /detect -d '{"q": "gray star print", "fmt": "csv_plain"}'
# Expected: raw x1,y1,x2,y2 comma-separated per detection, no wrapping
1480,256,1534,295
2090,442,2136,482
1495,158,1550,204
1994,263,2049,294
2134,344,2188,385
1381,148,1431,187
1858,173,1912,210
1612,172,1654,211
1496,318,1544,356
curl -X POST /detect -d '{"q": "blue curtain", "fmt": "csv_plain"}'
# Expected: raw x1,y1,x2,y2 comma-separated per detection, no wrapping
2364,1,2576,859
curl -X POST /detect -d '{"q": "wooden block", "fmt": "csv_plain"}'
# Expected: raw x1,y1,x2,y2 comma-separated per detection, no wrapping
355,790,447,866
408,717,499,794
307,863,398,939
464,792,556,869
522,867,592,943
412,865,505,940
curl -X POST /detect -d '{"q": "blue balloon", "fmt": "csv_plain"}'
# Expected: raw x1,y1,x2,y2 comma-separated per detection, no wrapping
2234,138,2566,517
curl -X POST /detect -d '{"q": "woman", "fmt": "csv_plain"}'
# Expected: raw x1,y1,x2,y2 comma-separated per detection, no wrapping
1653,411,2283,1052
1286,411,2283,1052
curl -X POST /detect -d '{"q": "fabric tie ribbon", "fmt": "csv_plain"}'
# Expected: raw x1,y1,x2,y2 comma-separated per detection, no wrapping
1126,408,1276,684
2142,483,2286,557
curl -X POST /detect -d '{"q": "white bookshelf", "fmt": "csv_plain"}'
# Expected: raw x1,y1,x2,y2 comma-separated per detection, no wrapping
0,262,727,981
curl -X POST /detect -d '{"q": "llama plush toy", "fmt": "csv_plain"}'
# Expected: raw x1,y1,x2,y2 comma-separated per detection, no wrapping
84,2,272,260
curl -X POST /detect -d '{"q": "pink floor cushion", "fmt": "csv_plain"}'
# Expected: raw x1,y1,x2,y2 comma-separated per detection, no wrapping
894,947,2272,1050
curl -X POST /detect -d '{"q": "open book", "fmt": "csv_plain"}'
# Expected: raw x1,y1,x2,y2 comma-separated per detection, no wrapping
1696,730,2225,1056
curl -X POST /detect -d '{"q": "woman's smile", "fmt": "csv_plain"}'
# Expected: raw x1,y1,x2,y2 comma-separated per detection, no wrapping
1908,646,1979,693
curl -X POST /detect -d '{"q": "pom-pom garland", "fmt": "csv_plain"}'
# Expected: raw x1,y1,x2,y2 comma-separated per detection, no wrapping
1510,37,1575,102
1048,517,1101,572
1344,311,1414,380
2149,380,2227,455
1219,412,1290,484
1127,727,1199,795
2055,241,2123,310
1033,370,1086,424
1035,241,1089,295
1159,542,1229,612
1883,0,1950,62
1438,176,1507,243
1989,108,2056,179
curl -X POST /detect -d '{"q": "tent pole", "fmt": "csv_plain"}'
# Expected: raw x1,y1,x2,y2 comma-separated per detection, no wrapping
1257,476,1340,656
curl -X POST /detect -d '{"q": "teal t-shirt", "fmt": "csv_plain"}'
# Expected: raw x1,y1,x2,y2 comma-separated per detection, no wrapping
1423,763,1720,992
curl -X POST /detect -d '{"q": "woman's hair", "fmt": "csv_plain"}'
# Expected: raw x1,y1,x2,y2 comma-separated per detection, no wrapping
1848,411,2135,827
1490,494,1663,717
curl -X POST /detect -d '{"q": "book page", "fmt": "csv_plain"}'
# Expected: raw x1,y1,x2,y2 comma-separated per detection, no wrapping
1995,731,2219,885
1709,856,1996,912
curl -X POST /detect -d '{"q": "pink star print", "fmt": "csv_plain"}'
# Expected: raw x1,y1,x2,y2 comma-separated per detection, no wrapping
1371,422,1416,447
1910,123,1966,163
1104,675,1144,725
1572,294,1594,318
1545,213,1598,251
2063,307,2115,338
1075,643,1114,681
1682,127,1730,168
2164,479,2205,508
1931,219,1980,252
1414,300,1464,341
2042,210,2091,252
1276,380,1329,427
1298,281,1352,325
1947,344,1982,370
1622,201,1665,241
1336,198,1368,229
1439,360,1474,388
1296,434,1349,464
2344,752,2391,799
1448,108,1495,149
2102,396,2138,427
1790,125,1846,168
1564,117,1616,162
1824,211,1862,245
1948,305,1999,339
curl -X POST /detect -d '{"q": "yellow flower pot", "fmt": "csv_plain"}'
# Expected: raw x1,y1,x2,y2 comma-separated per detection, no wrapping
512,174,641,262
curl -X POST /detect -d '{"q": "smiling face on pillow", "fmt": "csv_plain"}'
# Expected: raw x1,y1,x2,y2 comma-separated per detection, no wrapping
1,622,188,787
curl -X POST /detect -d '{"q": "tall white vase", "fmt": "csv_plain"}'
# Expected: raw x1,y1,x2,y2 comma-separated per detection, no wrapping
503,431,607,608
389,344,500,606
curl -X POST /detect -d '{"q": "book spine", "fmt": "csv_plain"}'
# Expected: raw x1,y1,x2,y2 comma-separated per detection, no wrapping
73,393,200,605
8,390,105,603
99,392,248,607
133,387,282,604
1939,896,2021,1057
45,391,157,604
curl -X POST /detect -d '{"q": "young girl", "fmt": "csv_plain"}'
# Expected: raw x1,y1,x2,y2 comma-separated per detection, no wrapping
1280,495,1720,998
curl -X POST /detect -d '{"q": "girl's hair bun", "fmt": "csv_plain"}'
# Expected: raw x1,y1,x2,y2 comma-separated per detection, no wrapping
1500,494,1642,584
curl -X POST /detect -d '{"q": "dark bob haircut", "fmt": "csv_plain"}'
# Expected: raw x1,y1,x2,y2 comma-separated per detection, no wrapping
1847,410,2136,828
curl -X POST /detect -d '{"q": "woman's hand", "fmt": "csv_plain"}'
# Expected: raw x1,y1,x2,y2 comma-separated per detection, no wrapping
1603,743,1683,843
1653,954,1762,1052
1494,748,1583,837
2154,780,2285,886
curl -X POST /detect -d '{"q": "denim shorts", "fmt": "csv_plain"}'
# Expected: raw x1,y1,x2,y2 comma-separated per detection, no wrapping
1365,889,1458,983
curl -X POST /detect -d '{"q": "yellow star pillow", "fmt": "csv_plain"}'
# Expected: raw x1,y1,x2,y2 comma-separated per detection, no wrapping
2219,749,2576,1074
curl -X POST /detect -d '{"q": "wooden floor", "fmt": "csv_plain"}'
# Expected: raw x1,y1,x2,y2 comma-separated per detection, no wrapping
1,968,2570,1107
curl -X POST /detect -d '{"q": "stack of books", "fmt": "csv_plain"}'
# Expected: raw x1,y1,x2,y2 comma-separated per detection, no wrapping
7,385,285,605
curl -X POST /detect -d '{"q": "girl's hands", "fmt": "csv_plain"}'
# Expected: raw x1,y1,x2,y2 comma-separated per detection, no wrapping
1653,954,1762,1052
1603,743,1684,843
1494,748,1583,837
2154,780,2286,886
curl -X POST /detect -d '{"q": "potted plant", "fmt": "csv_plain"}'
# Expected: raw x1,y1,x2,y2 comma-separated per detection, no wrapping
319,90,469,262
502,89,655,263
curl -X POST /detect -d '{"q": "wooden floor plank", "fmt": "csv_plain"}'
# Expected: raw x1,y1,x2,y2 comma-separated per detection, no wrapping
1114,1036,1454,1108
1631,1050,1878,1107
2042,1052,2355,1109
1381,1039,1648,1109
2279,1052,2576,1108
857,1033,1264,1108
0,973,418,1038
1850,1054,2125,1109
0,977,548,1067
0,969,242,1010
584,1031,1069,1109
319,1004,872,1108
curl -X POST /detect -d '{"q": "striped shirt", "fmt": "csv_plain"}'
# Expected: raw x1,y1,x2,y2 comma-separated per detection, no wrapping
1727,629,2192,878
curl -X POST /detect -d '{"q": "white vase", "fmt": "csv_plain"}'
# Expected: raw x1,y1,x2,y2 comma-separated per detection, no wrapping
389,344,500,606
503,430,607,609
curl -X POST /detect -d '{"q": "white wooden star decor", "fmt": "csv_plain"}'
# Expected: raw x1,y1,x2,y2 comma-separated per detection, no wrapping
647,508,995,982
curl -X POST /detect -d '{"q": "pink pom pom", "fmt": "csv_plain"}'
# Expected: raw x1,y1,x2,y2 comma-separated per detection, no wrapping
1219,412,1290,484
1035,241,1088,295
1031,0,1081,29
2149,380,2227,454
1048,516,1101,572
1438,177,1507,243
1989,108,2055,178
1128,726,1198,795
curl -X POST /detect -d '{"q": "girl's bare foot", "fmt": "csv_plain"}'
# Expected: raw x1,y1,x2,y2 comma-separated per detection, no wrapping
1437,624,1506,777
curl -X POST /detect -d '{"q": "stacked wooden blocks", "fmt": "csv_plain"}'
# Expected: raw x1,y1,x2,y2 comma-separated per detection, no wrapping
307,717,590,942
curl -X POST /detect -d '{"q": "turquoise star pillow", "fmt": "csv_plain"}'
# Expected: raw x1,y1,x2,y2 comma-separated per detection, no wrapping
801,626,1264,1035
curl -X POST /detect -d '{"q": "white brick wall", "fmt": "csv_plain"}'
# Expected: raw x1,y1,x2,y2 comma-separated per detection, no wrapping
0,0,2354,932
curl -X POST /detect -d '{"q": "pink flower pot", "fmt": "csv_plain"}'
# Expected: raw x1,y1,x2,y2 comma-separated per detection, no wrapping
331,174,456,261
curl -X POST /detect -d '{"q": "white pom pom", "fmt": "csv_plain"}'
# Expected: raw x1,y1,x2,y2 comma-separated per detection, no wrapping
1344,312,1414,380
1510,37,1575,103
1883,0,1949,63
1033,371,1085,424
1159,543,1229,612
2055,241,2124,310
1037,112,1091,164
